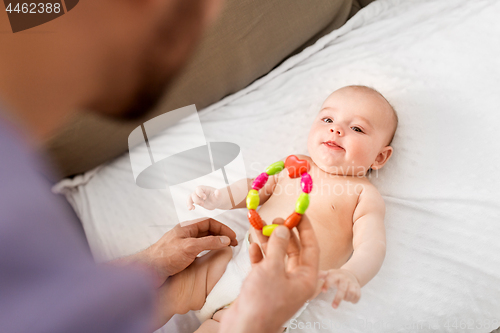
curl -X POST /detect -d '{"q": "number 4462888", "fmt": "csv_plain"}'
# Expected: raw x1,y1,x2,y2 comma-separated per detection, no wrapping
5,3,61,14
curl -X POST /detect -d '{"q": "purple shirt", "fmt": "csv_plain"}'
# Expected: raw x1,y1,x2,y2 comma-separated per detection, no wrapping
0,110,155,333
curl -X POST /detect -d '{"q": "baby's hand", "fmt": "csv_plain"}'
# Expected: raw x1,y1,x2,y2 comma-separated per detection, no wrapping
320,269,361,309
186,185,222,211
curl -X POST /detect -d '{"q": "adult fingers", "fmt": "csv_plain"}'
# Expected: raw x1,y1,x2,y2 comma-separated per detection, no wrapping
251,217,285,255
249,243,264,265
183,235,231,257
271,217,285,226
183,219,238,246
285,229,302,270
274,218,301,265
261,242,267,254
265,226,290,267
295,214,320,272
251,228,269,247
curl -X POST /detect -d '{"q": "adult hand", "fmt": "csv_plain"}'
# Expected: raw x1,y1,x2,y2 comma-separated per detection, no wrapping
219,215,320,333
112,218,237,288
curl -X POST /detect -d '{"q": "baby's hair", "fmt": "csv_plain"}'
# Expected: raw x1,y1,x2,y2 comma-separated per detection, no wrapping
344,85,398,146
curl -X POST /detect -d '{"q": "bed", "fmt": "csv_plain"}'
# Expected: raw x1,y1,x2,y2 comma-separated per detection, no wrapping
54,0,500,332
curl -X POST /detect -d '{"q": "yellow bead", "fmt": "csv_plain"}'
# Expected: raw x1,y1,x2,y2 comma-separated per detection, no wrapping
265,161,285,176
246,189,260,210
295,193,309,214
262,224,280,236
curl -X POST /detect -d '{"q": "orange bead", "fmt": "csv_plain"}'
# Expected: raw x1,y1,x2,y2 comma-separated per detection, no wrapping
284,212,302,229
248,209,264,230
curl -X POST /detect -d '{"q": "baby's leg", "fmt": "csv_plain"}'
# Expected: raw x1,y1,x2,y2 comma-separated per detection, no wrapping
194,319,220,333
160,247,233,315
192,308,228,333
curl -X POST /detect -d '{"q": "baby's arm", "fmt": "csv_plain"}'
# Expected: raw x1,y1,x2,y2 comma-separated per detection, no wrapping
186,178,253,211
187,164,282,211
230,173,280,209
342,184,386,286
321,184,386,308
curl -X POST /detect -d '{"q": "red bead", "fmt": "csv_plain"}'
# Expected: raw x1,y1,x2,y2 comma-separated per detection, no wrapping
284,212,302,229
285,155,310,178
248,209,264,230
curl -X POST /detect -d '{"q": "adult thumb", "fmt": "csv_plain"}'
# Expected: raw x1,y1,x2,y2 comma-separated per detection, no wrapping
265,226,289,264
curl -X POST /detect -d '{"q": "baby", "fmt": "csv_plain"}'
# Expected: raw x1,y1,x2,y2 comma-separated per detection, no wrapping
166,85,397,332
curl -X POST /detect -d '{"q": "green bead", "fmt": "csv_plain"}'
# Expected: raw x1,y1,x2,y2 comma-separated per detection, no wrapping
262,224,279,236
246,189,260,210
265,161,285,176
295,193,309,214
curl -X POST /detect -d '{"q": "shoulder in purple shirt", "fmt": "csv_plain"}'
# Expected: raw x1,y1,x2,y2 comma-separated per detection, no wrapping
0,110,155,333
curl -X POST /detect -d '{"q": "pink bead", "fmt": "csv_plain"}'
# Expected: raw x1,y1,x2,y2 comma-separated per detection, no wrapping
301,173,312,193
252,172,269,190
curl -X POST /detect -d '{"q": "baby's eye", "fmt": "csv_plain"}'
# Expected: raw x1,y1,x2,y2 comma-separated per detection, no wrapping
322,118,333,123
351,126,364,133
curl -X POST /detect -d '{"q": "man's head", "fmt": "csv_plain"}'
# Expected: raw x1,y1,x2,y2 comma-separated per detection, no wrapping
307,85,398,176
82,0,223,120
0,0,222,139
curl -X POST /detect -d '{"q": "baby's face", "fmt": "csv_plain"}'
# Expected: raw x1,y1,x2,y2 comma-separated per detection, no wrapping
307,86,395,176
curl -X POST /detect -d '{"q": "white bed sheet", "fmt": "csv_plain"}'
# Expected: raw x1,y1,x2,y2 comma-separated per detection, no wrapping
54,0,500,332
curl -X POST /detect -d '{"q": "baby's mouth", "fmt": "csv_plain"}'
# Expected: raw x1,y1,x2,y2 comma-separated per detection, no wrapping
323,141,344,151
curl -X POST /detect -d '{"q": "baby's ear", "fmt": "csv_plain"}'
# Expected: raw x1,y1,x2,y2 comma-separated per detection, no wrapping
371,146,393,170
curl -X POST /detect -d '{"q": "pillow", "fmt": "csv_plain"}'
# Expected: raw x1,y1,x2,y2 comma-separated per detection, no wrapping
45,0,360,178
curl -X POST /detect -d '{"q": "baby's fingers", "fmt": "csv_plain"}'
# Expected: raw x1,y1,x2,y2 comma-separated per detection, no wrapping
331,280,348,309
186,194,196,210
321,271,339,293
195,186,208,200
344,285,361,304
190,192,205,208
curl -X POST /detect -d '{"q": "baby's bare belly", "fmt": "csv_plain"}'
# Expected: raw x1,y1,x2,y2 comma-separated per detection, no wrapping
252,180,356,271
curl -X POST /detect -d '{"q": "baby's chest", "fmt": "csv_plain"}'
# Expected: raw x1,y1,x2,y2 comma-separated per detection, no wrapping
303,179,360,227
260,176,363,269
263,177,361,227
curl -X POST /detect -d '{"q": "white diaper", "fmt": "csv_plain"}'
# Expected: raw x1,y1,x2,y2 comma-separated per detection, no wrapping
194,231,310,329
194,231,253,322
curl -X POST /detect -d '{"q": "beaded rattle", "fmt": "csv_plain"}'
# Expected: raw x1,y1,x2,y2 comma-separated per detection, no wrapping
246,155,313,236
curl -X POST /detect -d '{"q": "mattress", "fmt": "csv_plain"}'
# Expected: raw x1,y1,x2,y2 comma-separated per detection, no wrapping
54,0,500,332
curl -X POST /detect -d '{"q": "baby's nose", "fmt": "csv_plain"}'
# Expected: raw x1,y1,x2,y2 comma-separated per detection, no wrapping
330,127,343,136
